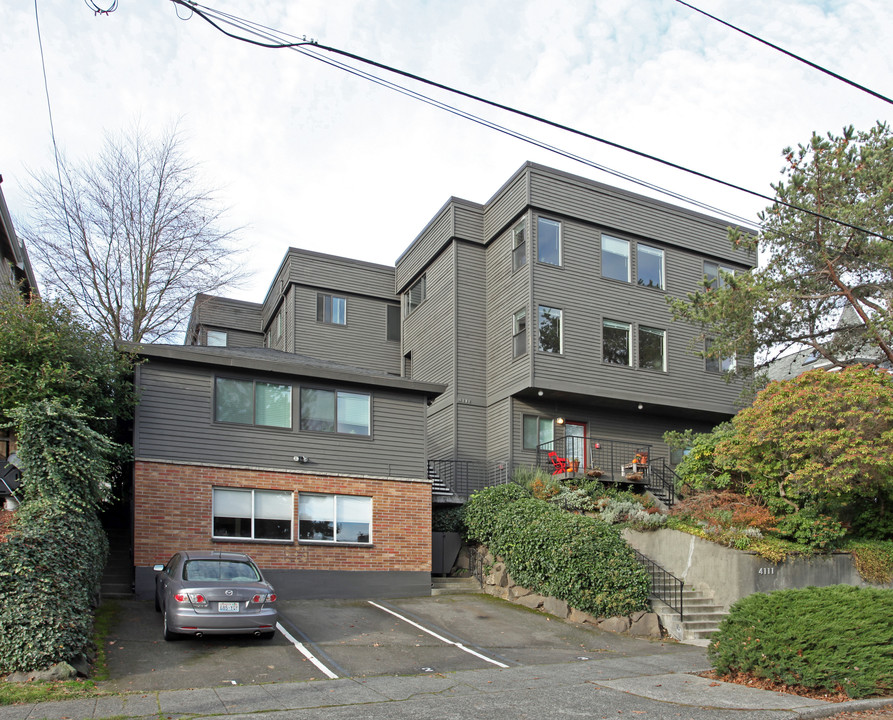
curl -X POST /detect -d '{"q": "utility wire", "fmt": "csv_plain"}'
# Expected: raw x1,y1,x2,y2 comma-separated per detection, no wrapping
172,0,893,244
676,0,893,107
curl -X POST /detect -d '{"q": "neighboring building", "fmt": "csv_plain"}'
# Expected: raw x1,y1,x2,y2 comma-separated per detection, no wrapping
129,161,755,598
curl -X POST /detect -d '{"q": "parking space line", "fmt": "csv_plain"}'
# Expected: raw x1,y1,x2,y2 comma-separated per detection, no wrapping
367,601,510,669
275,622,339,679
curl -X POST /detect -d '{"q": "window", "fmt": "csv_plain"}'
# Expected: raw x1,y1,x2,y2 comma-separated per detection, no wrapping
637,245,665,289
639,326,666,371
300,388,371,435
215,378,292,428
603,319,631,365
512,221,527,271
537,218,561,266
386,305,401,342
704,261,734,290
299,493,372,543
522,415,554,450
602,235,630,282
512,309,527,357
206,330,227,347
705,339,736,373
213,488,293,541
405,275,426,316
538,305,562,354
276,310,283,339
317,294,347,325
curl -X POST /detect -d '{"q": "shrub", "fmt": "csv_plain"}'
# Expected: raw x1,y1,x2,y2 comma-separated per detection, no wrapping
551,487,596,513
847,540,893,584
709,585,893,698
775,508,847,551
0,499,109,674
432,504,466,533
466,487,649,617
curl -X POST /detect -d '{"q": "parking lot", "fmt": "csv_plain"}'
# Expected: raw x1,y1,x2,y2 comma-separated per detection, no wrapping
101,594,693,692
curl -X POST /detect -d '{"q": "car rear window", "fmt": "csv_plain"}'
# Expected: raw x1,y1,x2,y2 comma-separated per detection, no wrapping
183,560,261,582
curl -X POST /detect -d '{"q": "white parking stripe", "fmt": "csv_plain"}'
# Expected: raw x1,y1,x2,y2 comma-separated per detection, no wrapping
276,622,339,679
367,601,509,668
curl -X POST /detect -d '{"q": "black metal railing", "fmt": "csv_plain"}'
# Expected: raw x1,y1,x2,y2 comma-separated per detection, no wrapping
634,549,684,620
427,459,509,498
535,436,652,483
646,456,678,508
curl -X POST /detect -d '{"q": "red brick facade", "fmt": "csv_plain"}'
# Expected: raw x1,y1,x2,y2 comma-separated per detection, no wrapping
133,460,431,572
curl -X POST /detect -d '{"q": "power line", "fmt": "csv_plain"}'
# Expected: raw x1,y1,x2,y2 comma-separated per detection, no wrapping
676,0,893,107
172,0,893,245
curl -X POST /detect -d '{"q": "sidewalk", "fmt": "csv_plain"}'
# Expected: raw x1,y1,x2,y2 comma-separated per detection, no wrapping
2,650,890,720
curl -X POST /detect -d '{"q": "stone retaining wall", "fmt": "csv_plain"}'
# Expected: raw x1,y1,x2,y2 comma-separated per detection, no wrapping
475,546,662,639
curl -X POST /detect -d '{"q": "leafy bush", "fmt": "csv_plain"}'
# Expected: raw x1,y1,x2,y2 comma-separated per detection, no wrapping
552,487,596,513
432,504,466,533
709,585,893,698
0,499,109,674
672,422,743,494
775,508,847,551
465,486,649,617
847,540,893,585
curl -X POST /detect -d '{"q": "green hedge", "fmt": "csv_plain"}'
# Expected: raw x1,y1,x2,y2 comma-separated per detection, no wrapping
708,585,893,698
0,499,109,674
465,484,649,617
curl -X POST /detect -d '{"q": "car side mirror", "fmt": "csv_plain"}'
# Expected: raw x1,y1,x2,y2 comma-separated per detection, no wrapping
153,564,165,572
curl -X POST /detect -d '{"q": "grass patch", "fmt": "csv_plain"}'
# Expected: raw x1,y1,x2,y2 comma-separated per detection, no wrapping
91,599,121,681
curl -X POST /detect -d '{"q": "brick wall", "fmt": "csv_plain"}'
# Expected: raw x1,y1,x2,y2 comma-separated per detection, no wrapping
134,461,431,572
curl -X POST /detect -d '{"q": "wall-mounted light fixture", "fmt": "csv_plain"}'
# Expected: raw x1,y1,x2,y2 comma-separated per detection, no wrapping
292,455,310,464
537,390,544,397
556,417,565,425
637,403,643,410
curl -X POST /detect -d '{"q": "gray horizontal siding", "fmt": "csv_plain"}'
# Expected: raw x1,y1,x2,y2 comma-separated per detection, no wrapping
219,328,264,348
192,296,263,334
134,361,429,479
482,170,529,240
396,206,453,292
453,204,485,245
456,243,487,405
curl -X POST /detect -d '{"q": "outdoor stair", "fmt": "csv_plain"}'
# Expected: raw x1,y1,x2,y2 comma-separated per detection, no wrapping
430,576,481,596
427,463,454,497
101,529,133,598
651,587,727,647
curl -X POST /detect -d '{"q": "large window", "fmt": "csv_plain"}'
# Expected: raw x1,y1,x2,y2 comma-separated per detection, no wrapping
512,309,527,357
215,378,292,428
299,493,372,544
602,235,630,282
537,218,561,266
705,338,736,373
512,221,527,271
522,415,554,450
704,261,734,290
603,320,631,365
638,326,666,371
213,488,293,541
405,275,426,316
637,245,665,289
300,388,371,435
538,305,563,354
206,330,227,347
317,293,347,325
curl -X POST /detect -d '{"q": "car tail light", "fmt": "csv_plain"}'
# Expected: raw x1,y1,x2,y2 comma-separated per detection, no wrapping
252,594,262,603
268,593,277,602
187,593,209,607
174,593,187,603
250,593,276,604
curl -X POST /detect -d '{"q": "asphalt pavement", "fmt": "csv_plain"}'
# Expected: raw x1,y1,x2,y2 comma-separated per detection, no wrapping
1,595,890,720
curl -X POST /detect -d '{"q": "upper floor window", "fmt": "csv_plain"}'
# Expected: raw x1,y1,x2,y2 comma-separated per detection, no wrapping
512,221,527,271
212,487,293,541
603,319,631,366
300,388,371,435
705,338,736,373
276,310,283,339
513,309,527,358
537,218,561,266
386,305,401,342
299,493,372,544
637,245,665,289
405,275,426,316
522,415,554,450
317,294,347,325
639,326,667,371
206,330,227,347
602,235,630,282
215,378,292,428
538,305,563,354
704,261,734,290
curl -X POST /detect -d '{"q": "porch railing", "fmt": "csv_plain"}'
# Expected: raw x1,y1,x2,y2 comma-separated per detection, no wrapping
634,549,684,620
535,436,652,484
428,459,509,498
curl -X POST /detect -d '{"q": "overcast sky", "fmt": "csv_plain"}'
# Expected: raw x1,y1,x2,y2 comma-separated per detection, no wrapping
2,0,891,303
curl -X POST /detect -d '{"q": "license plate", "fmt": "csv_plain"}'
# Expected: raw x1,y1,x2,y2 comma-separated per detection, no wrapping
218,602,239,613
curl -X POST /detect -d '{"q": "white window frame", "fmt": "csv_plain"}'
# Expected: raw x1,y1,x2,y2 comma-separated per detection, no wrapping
512,221,527,271
298,492,372,544
637,244,665,290
214,377,292,429
537,217,562,266
512,308,527,358
317,293,347,325
705,338,736,373
704,261,735,290
522,415,554,450
638,325,667,372
538,305,563,354
602,235,630,282
602,319,631,366
212,487,294,541
206,330,227,347
405,275,427,316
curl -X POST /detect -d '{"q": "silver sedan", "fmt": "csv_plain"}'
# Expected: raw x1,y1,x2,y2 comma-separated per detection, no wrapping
154,551,278,641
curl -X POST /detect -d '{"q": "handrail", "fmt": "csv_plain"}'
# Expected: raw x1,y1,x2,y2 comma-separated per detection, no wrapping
634,549,684,620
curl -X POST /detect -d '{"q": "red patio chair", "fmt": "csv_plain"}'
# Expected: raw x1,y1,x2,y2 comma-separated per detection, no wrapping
548,451,568,475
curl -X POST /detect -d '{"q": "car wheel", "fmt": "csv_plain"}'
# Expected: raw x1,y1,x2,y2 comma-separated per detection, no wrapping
259,631,276,641
163,612,181,642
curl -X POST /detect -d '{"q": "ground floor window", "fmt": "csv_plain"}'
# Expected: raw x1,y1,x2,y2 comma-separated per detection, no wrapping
298,493,372,544
212,487,293,541
522,415,554,450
